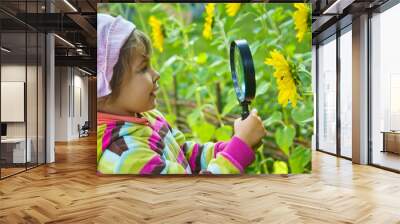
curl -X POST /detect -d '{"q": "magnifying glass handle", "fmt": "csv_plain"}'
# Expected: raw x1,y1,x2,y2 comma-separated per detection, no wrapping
241,103,249,120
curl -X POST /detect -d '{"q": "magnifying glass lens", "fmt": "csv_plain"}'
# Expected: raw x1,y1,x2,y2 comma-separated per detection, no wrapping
234,48,245,94
230,39,256,120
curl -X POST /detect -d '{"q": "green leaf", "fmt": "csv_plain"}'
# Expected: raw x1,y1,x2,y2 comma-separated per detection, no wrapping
186,109,202,127
209,59,224,68
165,113,176,127
150,4,162,12
192,122,216,142
285,44,296,57
263,111,282,127
159,55,178,73
222,90,239,116
227,28,240,36
256,81,270,96
266,157,274,173
232,12,250,26
275,125,296,156
249,40,262,56
289,146,311,174
272,161,288,174
215,125,233,141
196,52,208,65
297,65,312,88
272,7,286,22
291,103,313,126
222,100,237,117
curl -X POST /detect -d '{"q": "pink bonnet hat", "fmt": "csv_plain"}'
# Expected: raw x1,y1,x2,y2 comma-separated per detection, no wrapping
97,13,136,98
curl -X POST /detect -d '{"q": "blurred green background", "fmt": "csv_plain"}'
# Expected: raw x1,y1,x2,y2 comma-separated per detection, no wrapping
98,3,313,174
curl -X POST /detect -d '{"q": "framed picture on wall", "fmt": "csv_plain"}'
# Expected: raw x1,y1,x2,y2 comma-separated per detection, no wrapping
1,81,25,122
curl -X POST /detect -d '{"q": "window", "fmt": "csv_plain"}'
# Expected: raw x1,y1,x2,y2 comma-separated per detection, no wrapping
317,35,337,154
0,1,47,179
370,3,400,171
339,27,352,158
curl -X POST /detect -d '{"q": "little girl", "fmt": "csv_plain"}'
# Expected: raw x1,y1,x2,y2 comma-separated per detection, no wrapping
97,13,266,174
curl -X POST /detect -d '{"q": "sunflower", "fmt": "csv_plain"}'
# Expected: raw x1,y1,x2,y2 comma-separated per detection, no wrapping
148,16,164,52
202,3,215,40
293,3,310,42
225,3,241,17
264,50,299,107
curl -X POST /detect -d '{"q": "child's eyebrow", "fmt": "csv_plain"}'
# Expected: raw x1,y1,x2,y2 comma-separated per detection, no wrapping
142,54,150,62
139,55,150,66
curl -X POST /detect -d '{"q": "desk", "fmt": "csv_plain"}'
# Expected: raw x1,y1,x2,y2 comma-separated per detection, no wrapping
1,138,31,164
381,131,400,155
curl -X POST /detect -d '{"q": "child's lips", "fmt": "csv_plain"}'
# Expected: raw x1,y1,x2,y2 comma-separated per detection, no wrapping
151,86,159,97
154,86,159,92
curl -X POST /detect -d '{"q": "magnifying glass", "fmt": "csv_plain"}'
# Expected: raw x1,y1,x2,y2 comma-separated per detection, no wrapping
230,40,256,120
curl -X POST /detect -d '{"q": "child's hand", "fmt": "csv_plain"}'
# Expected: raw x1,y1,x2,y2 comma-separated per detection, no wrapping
233,109,267,149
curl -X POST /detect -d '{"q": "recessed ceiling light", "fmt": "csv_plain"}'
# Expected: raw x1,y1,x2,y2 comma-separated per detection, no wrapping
322,0,354,15
78,67,93,76
1,47,11,53
63,0,78,12
54,34,75,48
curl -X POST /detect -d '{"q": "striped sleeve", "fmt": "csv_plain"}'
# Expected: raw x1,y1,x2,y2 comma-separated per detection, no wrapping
172,128,255,174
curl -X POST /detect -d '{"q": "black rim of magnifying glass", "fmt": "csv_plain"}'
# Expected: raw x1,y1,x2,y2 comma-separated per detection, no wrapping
230,40,256,103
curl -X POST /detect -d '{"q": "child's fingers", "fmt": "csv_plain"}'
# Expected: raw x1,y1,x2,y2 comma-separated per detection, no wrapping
252,109,263,121
249,109,262,122
234,117,242,126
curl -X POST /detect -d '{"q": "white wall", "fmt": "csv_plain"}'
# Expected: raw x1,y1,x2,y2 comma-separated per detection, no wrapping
1,64,46,164
1,66,26,137
55,67,68,141
1,65,38,137
54,67,89,141
1,65,26,142
72,72,89,138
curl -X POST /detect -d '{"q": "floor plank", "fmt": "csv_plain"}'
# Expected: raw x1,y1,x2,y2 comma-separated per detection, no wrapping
0,135,399,223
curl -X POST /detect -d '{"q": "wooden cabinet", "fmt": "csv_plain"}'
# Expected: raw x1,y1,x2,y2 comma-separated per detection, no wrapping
382,132,400,154
0,138,31,167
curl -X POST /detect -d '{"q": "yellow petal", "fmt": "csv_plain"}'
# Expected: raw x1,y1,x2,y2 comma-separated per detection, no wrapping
225,3,241,17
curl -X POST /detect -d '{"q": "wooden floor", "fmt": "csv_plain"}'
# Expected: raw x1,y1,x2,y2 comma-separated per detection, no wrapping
373,150,400,171
1,167,26,178
1,163,44,178
0,135,400,223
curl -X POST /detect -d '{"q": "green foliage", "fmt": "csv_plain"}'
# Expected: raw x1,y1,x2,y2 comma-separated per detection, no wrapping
289,146,311,173
99,3,313,174
263,111,282,127
275,125,296,156
291,102,313,126
272,161,288,174
192,122,216,142
215,125,233,141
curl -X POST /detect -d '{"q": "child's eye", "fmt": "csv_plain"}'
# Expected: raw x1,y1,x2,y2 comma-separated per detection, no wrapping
141,65,149,73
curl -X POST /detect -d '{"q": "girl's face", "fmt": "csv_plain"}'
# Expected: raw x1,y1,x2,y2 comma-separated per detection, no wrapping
114,52,160,114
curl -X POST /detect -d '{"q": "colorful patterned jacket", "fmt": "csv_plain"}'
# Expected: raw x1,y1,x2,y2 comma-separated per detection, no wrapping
97,110,255,174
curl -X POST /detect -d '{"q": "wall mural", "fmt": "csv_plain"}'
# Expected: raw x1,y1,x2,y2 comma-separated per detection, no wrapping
96,3,312,175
